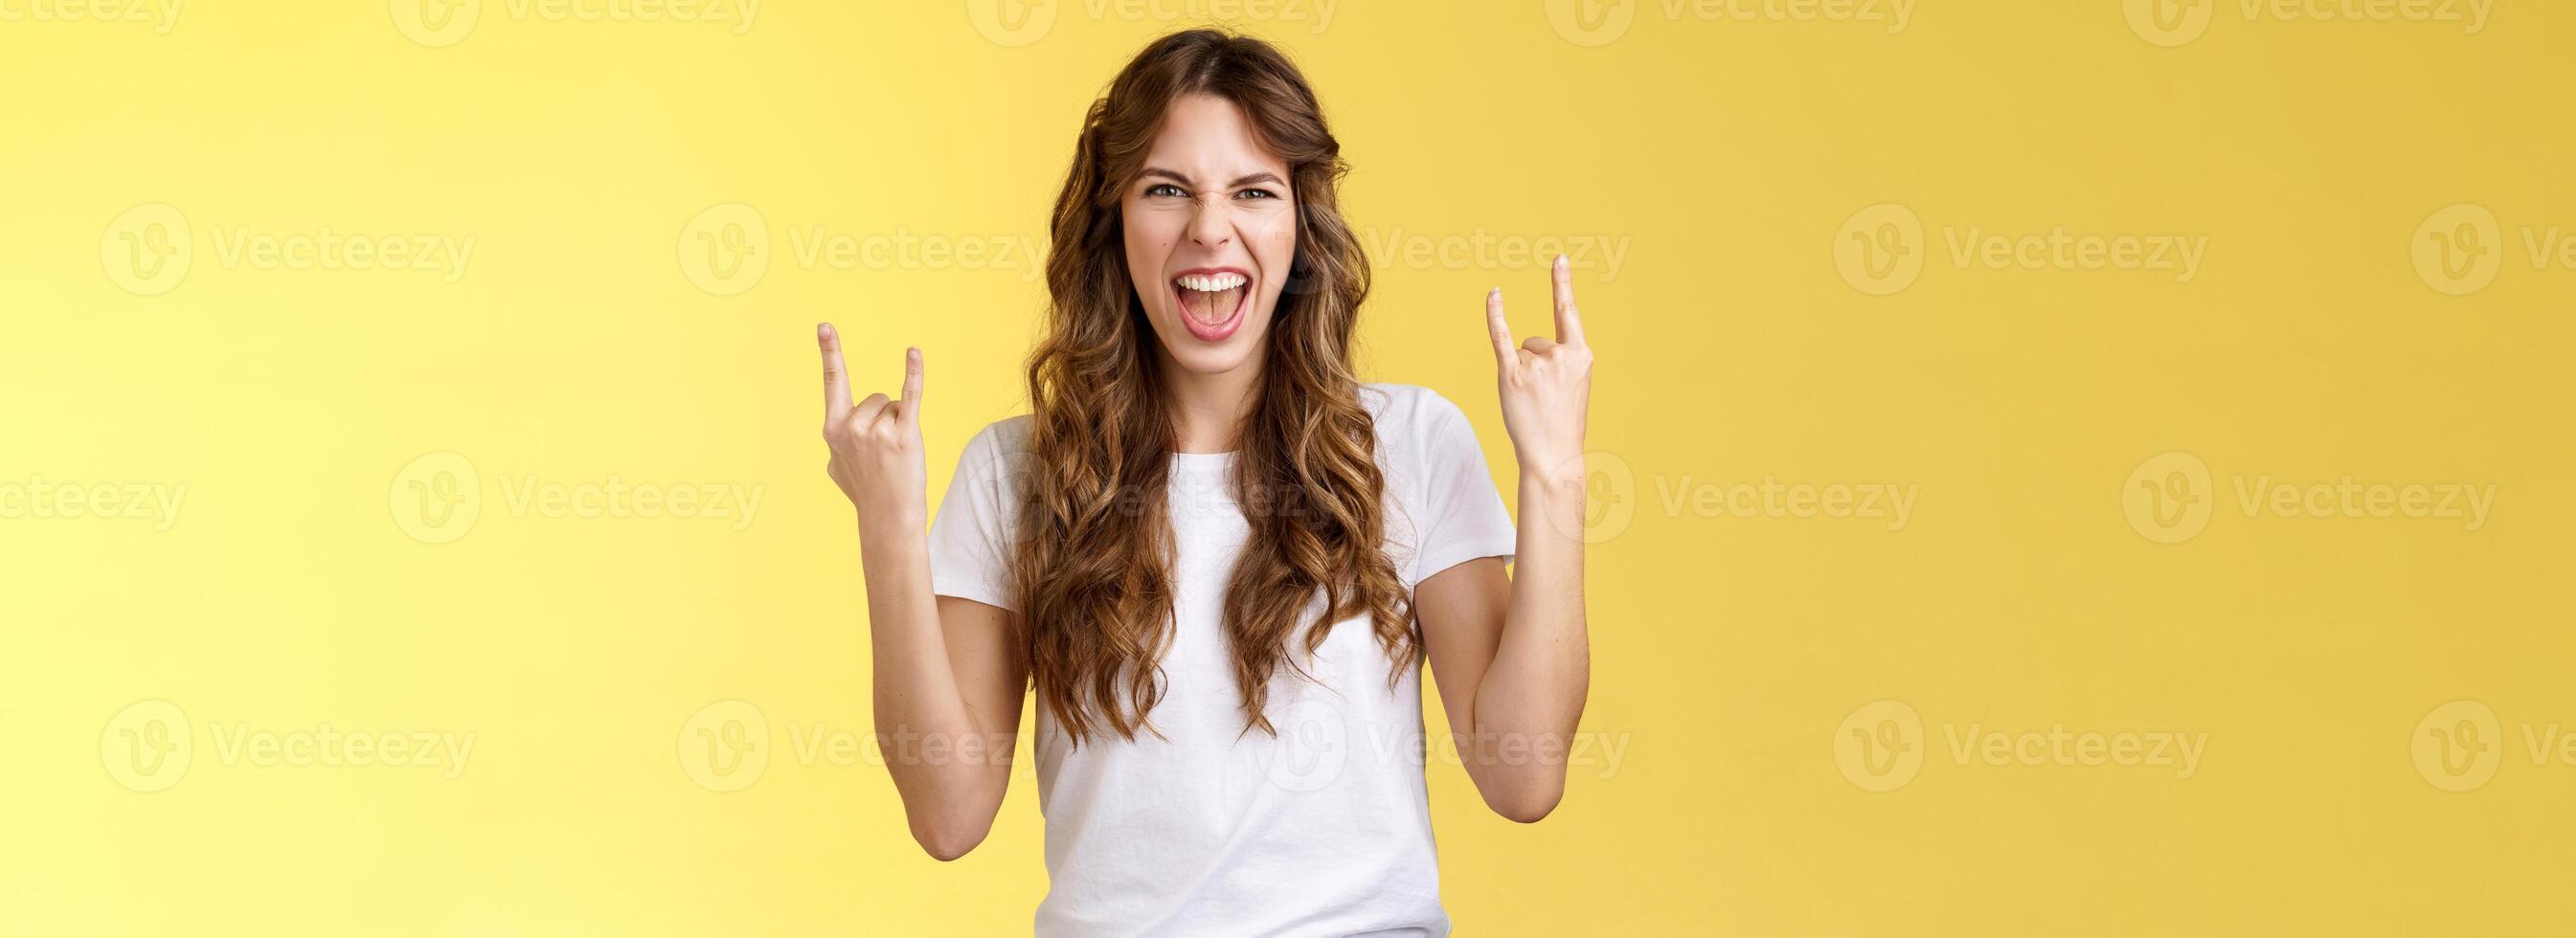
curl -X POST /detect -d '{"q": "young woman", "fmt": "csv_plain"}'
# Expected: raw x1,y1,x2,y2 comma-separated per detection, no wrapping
815,29,1593,936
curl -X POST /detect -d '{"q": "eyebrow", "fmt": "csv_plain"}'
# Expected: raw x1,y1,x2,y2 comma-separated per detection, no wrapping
1138,167,1287,190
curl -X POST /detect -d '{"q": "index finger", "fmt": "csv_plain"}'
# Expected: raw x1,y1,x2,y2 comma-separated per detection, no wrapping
1549,255,1587,346
1484,287,1517,368
898,346,924,430
819,323,851,420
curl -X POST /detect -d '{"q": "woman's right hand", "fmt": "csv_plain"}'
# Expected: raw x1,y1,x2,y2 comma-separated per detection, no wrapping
818,323,928,529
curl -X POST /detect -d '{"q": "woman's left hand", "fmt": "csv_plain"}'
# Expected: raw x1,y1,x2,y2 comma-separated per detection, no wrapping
1484,254,1594,483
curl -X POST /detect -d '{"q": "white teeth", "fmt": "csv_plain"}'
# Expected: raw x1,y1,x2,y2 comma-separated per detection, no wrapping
1174,272,1247,292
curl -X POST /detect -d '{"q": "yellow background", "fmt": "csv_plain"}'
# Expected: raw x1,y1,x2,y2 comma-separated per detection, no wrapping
5,1,2573,934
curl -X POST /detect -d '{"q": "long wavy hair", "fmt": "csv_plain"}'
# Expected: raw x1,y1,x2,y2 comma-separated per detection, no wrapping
1013,29,1412,746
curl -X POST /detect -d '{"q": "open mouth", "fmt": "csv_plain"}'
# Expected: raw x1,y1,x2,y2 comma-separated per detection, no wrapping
1169,268,1250,342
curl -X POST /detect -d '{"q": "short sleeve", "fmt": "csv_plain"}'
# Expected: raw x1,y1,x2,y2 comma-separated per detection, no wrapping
927,422,1022,612
1405,392,1519,586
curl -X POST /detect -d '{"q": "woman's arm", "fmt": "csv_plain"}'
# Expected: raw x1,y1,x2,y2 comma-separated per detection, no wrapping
819,325,1028,860
1418,257,1594,823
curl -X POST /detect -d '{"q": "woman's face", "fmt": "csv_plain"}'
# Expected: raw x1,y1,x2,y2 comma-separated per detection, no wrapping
1121,93,1299,379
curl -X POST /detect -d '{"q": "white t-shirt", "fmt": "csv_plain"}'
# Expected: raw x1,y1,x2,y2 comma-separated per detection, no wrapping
927,383,1519,938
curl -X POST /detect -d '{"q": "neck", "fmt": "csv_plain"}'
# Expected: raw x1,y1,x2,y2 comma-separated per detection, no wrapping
1161,349,1262,454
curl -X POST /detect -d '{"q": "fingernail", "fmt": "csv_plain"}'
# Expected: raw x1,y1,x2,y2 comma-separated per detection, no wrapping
817,323,831,336
908,346,920,360
1555,254,1569,269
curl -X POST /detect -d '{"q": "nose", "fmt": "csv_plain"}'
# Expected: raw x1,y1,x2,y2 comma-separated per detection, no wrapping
1186,194,1232,250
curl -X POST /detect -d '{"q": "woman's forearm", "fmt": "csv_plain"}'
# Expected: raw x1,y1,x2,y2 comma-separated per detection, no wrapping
1467,466,1593,815
857,513,1009,856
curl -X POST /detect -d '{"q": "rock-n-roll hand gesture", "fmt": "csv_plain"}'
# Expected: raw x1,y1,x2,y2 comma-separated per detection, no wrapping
819,323,929,527
1486,255,1594,486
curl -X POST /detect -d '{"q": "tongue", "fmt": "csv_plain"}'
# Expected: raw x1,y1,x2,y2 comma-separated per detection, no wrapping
1186,285,1244,324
